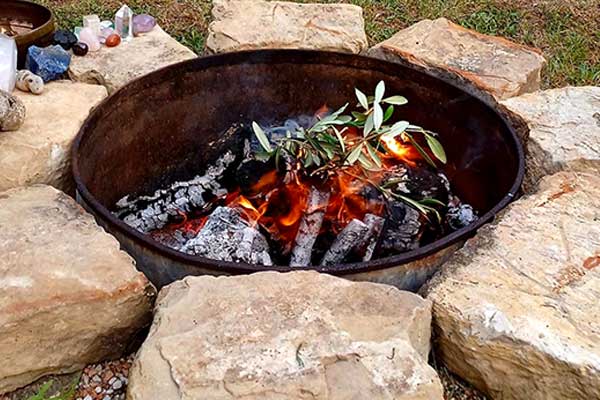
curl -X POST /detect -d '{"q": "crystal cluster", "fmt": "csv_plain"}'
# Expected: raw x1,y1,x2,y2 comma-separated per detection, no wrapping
83,15,101,36
115,5,134,42
0,34,17,92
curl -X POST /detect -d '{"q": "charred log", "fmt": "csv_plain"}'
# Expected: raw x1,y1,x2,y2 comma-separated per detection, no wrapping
357,213,386,262
320,219,370,266
383,165,449,201
290,187,330,267
378,201,422,256
114,151,236,233
182,206,272,265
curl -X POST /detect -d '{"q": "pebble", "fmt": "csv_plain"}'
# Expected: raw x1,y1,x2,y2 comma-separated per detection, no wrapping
73,355,133,400
72,42,89,56
105,34,121,48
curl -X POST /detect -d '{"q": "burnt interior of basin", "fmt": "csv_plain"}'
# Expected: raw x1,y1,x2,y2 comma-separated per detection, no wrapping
74,50,522,273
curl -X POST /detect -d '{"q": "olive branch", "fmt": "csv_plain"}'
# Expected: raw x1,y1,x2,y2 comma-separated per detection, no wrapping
251,81,448,221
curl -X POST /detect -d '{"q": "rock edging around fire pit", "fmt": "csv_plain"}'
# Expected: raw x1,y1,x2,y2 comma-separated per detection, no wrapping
422,170,600,399
127,271,443,399
0,185,156,394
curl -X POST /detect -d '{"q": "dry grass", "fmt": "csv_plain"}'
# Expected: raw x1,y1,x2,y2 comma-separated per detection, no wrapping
36,0,599,87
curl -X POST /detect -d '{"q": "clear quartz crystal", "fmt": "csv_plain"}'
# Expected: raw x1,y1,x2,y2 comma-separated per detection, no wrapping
83,14,101,36
0,33,17,92
115,5,133,42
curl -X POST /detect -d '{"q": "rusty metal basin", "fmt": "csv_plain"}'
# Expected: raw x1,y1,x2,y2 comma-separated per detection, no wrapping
73,50,525,289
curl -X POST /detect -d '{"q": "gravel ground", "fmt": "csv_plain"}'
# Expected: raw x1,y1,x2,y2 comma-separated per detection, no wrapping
73,356,133,400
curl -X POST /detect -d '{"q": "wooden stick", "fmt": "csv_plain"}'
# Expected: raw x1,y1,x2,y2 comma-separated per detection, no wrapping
289,187,330,267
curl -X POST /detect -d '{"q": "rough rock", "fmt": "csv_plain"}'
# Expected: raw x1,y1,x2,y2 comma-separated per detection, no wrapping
0,89,26,131
69,26,196,93
501,86,600,192
128,271,443,399
368,18,546,100
0,80,107,193
422,171,600,400
206,0,368,54
0,185,155,394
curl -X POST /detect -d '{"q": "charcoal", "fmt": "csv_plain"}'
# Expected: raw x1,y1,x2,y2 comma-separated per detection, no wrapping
290,187,330,267
378,201,422,255
446,203,477,230
383,165,449,201
182,206,272,265
320,219,370,266
114,151,236,233
357,213,386,262
236,159,276,194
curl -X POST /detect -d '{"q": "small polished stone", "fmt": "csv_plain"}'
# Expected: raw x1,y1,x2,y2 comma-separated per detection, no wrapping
53,30,78,50
105,34,121,47
98,27,115,44
72,42,89,56
78,27,101,52
133,14,156,35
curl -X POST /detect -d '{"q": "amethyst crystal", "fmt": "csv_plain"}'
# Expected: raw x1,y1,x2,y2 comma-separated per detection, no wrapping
25,45,71,83
133,14,156,35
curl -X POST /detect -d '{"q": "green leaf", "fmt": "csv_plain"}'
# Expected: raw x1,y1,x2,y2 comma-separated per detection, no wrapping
333,127,346,152
351,111,367,121
375,81,385,103
406,132,437,168
394,194,441,223
424,133,447,164
383,105,394,122
304,151,314,168
383,95,408,105
381,120,410,140
373,103,384,131
355,88,369,109
252,122,272,152
358,153,375,169
420,198,447,207
366,143,383,167
363,114,374,137
346,143,364,165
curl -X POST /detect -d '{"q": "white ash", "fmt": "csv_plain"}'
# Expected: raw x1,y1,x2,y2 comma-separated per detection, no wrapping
290,187,331,267
114,151,236,233
181,206,273,265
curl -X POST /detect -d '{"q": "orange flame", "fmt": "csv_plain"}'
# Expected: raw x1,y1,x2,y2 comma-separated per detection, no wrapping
381,135,421,167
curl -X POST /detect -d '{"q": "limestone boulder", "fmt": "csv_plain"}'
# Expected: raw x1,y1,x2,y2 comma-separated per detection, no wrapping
127,271,443,399
423,171,600,399
0,185,155,394
368,18,546,100
69,26,196,93
501,86,600,192
206,0,368,54
0,81,107,193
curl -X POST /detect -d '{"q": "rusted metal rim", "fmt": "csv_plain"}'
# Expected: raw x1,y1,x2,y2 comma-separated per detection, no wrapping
3,0,55,45
73,49,525,276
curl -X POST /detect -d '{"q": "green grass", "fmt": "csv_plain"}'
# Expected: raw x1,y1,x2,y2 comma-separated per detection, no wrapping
36,0,599,88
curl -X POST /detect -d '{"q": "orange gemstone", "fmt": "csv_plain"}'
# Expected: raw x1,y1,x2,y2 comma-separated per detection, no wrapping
105,34,121,47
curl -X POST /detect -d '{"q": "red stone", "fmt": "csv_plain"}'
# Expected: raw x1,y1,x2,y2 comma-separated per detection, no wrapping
105,34,121,47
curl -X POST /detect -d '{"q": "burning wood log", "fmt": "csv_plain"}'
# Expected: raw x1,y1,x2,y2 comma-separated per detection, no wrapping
358,213,386,262
181,206,273,265
289,187,330,267
379,202,422,255
320,219,370,266
114,151,236,233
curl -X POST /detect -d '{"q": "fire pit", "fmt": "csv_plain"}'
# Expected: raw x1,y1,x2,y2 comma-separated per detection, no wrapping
73,50,524,289
0,0,55,67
